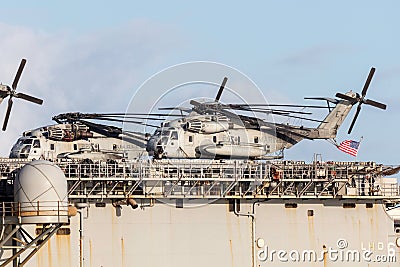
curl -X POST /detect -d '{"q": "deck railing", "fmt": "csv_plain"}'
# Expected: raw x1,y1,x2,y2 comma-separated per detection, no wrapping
0,159,399,200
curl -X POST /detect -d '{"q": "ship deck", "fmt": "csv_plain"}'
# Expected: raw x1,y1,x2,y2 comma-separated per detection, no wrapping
0,158,399,201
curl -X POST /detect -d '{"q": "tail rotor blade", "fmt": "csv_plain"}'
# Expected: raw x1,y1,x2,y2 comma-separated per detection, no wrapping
2,98,13,131
364,99,386,110
215,77,228,102
336,67,386,134
15,93,43,105
12,59,27,90
361,67,375,97
348,104,362,134
2,59,43,130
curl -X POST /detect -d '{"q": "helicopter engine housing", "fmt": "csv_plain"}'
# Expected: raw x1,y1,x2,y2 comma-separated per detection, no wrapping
186,119,230,134
48,124,93,141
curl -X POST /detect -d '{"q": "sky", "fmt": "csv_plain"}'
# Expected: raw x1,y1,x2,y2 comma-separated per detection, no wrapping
0,1,399,165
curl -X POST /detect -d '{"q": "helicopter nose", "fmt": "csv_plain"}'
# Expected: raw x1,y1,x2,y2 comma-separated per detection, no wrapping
156,139,163,150
154,139,164,158
146,137,156,151
145,141,152,152
146,137,163,158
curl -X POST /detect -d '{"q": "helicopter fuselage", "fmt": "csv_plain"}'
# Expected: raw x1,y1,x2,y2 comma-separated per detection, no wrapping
146,114,301,159
9,123,146,161
145,92,361,160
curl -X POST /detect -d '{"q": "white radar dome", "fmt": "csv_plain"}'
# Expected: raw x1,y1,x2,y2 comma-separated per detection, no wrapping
14,160,69,224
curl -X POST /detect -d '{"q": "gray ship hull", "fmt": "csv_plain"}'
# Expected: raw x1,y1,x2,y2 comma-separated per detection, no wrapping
21,199,399,267
1,159,399,266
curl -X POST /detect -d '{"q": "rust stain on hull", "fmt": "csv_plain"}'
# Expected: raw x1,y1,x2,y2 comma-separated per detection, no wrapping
121,237,125,267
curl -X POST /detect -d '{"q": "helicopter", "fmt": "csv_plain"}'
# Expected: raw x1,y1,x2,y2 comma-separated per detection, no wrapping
144,68,386,159
40,67,386,161
0,59,43,131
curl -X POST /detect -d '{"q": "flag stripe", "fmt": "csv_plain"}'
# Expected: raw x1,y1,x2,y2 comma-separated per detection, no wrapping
337,140,360,157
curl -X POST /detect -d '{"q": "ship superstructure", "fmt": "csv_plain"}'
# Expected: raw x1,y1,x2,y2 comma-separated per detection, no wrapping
0,158,399,266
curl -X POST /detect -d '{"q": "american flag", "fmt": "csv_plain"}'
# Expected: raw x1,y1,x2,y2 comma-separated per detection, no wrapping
337,140,360,157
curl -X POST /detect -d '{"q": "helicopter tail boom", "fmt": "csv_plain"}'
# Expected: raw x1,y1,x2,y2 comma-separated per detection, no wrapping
315,92,355,138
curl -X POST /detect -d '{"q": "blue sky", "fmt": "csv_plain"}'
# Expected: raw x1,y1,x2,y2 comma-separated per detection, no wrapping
0,1,399,164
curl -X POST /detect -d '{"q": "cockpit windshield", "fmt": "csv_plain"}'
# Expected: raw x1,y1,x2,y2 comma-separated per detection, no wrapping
171,131,178,140
22,139,33,145
14,139,24,146
161,130,171,136
33,139,40,148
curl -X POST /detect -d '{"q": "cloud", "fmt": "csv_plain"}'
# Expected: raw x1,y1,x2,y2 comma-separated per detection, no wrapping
0,19,182,156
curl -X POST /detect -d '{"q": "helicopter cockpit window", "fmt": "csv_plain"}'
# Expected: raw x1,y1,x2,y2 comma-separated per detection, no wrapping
15,139,24,146
171,131,178,140
21,146,31,154
161,130,171,136
160,137,169,145
33,140,40,148
23,139,33,145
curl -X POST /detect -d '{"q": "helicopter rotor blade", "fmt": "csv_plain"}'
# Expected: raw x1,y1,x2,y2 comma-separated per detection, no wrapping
274,113,325,123
227,106,312,115
1,59,44,130
95,114,177,120
15,93,43,105
2,98,13,131
215,77,228,102
348,104,362,134
101,116,165,121
107,112,184,117
335,93,357,103
12,59,26,90
226,108,324,124
52,112,184,123
81,117,159,128
228,103,330,109
364,99,386,110
361,67,375,97
304,97,340,104
158,107,192,113
335,68,386,134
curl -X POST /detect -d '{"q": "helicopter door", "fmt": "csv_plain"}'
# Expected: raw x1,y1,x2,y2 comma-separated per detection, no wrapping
155,130,170,157
171,131,178,141
165,130,179,156
30,139,42,160
157,130,179,157
169,131,179,146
